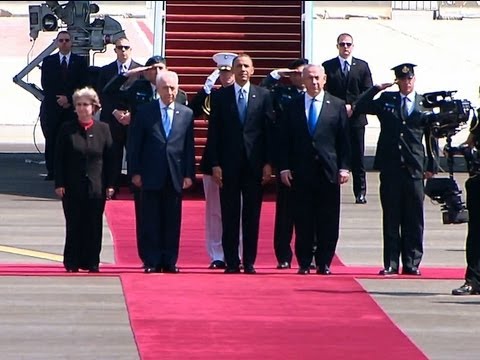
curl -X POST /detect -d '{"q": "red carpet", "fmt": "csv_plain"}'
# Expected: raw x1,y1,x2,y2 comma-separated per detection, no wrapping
104,198,430,359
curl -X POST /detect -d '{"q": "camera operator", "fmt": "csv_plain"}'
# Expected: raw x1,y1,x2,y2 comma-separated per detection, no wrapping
452,113,480,295
353,63,439,276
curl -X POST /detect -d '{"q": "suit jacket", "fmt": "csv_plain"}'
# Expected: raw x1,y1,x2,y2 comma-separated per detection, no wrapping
40,53,89,120
54,120,115,198
322,57,373,127
97,60,142,124
278,92,350,185
129,100,195,193
207,84,275,179
354,87,438,178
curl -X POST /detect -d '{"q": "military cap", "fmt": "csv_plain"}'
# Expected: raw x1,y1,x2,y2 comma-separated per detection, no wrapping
212,52,238,71
391,63,416,79
288,58,309,70
145,55,166,67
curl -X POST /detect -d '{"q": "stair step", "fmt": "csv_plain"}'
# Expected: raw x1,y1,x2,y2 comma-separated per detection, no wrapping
167,31,301,41
166,14,300,23
169,1,300,6
166,49,299,58
167,57,296,69
166,22,300,34
166,39,300,51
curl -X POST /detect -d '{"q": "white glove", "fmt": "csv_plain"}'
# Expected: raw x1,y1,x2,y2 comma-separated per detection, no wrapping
203,69,220,94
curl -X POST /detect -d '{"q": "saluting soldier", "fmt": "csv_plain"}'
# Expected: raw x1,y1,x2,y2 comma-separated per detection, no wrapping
260,58,308,270
354,63,438,276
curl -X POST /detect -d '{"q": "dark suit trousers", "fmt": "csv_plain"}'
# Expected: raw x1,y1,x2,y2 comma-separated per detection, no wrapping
141,181,182,269
133,187,145,263
350,125,366,197
273,174,294,263
379,168,424,270
108,120,128,187
465,176,480,282
62,193,105,270
293,165,340,269
220,161,263,268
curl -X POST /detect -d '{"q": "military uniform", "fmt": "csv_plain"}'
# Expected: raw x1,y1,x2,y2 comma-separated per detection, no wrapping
354,63,438,275
259,60,307,268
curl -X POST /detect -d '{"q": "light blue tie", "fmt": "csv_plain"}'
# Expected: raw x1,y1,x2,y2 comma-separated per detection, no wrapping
238,88,247,124
163,107,171,137
307,98,318,135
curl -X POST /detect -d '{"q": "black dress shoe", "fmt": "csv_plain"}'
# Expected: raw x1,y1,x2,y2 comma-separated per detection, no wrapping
66,268,79,273
276,261,291,269
224,267,241,274
316,265,331,275
355,194,367,204
379,267,398,275
208,260,226,269
452,282,479,295
163,266,180,273
144,267,157,274
244,265,256,274
88,266,99,273
297,267,310,275
402,267,421,276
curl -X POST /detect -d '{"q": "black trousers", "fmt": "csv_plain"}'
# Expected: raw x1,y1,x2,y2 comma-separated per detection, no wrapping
62,195,106,270
108,120,128,188
273,174,294,264
350,126,366,197
464,176,480,282
379,168,424,270
133,187,145,263
141,182,182,269
220,163,263,269
292,167,340,269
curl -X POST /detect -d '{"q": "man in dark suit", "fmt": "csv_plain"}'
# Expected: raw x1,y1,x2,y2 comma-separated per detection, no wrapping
97,37,142,190
354,63,438,276
322,33,373,204
260,58,308,270
129,70,195,273
278,64,350,275
208,53,275,274
190,52,238,270
40,30,89,180
102,55,188,266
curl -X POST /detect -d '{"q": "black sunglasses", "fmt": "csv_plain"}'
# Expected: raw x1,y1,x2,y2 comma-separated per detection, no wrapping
338,42,352,47
58,38,70,43
116,45,131,50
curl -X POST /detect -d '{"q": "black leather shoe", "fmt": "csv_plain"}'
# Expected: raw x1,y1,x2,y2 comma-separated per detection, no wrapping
316,265,331,275
379,267,398,275
276,261,291,269
224,267,241,274
144,267,157,274
297,267,310,275
163,266,180,274
244,265,256,274
355,194,367,204
452,282,479,295
66,268,79,273
88,266,99,273
402,267,421,276
208,260,226,269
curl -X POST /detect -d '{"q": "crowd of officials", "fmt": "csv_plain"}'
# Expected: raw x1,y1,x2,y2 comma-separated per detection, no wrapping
40,31,480,295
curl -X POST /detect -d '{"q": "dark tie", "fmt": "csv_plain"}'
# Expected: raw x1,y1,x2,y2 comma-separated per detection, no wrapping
342,61,349,78
237,89,247,124
401,97,409,120
163,107,171,137
61,55,68,81
307,98,318,135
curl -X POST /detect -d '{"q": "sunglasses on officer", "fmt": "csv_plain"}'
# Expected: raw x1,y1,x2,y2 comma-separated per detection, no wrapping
338,42,353,47
116,45,131,51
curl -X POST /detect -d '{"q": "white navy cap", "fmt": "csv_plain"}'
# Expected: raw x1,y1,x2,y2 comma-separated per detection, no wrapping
212,52,238,71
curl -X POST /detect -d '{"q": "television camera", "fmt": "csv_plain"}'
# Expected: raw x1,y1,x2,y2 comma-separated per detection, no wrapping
13,1,126,101
423,90,478,224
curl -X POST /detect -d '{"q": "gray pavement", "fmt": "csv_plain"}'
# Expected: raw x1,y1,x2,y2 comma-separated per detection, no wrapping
1,3,480,359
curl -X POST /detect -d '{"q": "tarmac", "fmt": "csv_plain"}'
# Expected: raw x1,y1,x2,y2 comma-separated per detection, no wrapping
1,2,480,359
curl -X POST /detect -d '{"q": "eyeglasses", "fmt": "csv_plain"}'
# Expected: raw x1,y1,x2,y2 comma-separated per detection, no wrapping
338,42,352,47
57,38,70,43
75,102,92,107
116,45,131,50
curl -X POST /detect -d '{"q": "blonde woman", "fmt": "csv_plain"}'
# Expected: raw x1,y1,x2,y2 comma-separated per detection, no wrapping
54,87,115,273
